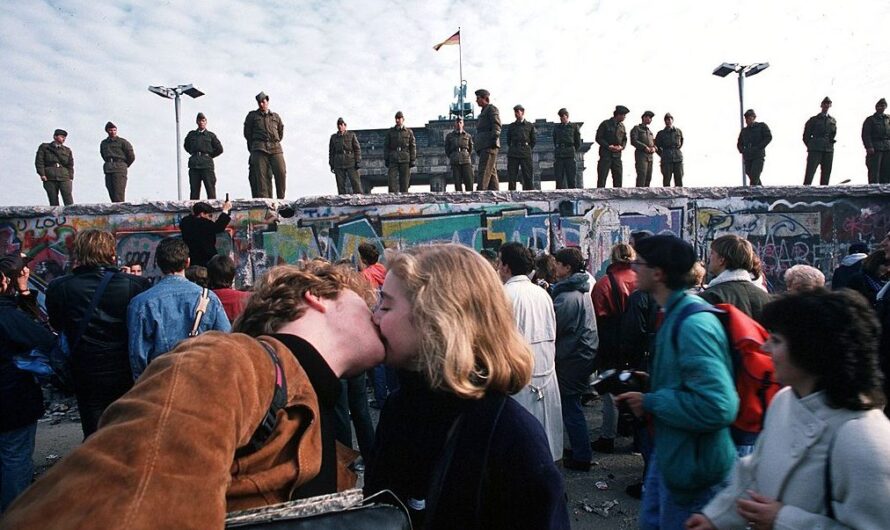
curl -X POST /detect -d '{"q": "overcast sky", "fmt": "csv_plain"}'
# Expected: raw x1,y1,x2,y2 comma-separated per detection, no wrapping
2,0,889,207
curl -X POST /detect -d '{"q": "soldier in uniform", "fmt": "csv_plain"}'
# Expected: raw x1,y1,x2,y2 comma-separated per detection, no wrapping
862,98,890,184
35,129,74,206
328,117,363,194
99,122,135,203
736,109,772,186
383,111,416,193
444,116,474,191
630,111,656,187
552,108,581,189
474,88,501,191
183,112,224,200
595,105,629,188
506,104,536,190
243,92,286,198
802,97,837,186
655,112,684,187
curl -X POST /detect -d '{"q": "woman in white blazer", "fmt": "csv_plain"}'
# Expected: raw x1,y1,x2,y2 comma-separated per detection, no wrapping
687,288,890,530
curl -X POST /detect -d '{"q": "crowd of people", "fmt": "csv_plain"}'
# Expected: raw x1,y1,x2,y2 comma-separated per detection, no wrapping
3,226,890,528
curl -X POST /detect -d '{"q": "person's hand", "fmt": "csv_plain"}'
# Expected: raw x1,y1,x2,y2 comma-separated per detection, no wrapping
736,490,781,530
867,147,875,155
222,200,232,214
685,513,716,530
39,175,47,182
614,391,645,417
15,265,30,292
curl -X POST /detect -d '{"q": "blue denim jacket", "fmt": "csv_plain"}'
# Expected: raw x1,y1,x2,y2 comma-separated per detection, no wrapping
127,275,230,379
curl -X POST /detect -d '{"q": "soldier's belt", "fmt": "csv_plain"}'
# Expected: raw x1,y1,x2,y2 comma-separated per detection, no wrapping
458,148,469,152
53,163,61,167
512,142,530,146
396,147,404,151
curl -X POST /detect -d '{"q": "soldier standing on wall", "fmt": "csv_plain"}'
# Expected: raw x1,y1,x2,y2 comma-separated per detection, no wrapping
553,108,581,189
384,111,416,193
630,111,656,187
595,105,629,188
184,113,224,200
474,89,501,191
737,109,772,186
862,98,890,184
35,129,74,206
99,122,135,203
802,97,837,186
329,117,363,194
655,113,684,187
445,116,474,192
506,104,536,190
243,92,286,199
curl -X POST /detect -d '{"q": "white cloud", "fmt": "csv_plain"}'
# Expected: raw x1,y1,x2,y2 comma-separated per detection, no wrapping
1,0,889,206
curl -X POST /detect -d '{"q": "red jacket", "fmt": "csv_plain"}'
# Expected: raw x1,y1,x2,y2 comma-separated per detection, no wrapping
361,263,386,289
592,262,637,317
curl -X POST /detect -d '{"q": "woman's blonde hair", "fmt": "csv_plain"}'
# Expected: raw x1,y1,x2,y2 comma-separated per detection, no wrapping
387,244,532,399
610,243,635,264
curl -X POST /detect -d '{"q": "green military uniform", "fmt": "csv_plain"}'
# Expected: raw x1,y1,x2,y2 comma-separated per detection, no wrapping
35,135,74,206
655,124,684,187
475,101,501,191
243,93,286,199
862,101,890,184
445,129,474,191
506,118,536,190
552,121,581,189
802,112,836,186
595,116,627,188
99,128,135,203
329,130,363,194
737,121,772,186
384,124,416,193
184,125,224,200
630,122,655,187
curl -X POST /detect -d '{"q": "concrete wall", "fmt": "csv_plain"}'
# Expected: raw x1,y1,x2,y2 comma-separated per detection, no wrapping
2,186,888,294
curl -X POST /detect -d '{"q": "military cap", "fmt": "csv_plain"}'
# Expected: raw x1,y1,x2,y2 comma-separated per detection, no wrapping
255,91,269,102
474,89,490,98
196,112,206,121
54,129,68,137
642,110,655,118
105,121,116,130
558,108,569,117
513,104,525,112
821,97,832,105
877,98,887,107
337,117,346,125
744,109,756,118
614,105,630,115
394,111,404,119
663,112,673,120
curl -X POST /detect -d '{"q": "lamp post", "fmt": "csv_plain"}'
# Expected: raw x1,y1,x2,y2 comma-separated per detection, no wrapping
712,62,769,186
148,84,205,200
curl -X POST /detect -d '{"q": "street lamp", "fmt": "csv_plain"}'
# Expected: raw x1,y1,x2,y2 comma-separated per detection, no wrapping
712,62,769,186
148,84,205,200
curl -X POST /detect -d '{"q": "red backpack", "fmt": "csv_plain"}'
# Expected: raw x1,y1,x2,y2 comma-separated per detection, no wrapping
671,302,782,435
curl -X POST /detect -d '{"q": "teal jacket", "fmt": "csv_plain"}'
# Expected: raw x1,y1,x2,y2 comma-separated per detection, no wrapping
642,290,738,503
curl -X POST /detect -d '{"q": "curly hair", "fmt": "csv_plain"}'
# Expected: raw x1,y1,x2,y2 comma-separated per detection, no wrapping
761,288,885,411
233,260,375,337
386,244,532,399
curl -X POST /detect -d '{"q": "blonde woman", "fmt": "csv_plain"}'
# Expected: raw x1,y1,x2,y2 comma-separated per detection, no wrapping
365,244,570,530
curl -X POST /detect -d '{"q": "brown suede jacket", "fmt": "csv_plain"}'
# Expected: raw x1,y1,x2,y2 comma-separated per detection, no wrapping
1,332,356,529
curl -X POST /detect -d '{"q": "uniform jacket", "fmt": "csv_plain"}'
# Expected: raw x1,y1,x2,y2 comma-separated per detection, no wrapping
701,268,772,322
506,119,536,158
183,128,223,169
243,109,285,154
474,104,501,151
553,122,582,159
702,388,890,530
445,130,474,165
35,141,74,180
861,112,890,151
328,131,361,169
0,332,355,530
384,126,416,164
737,122,772,160
550,273,598,395
803,113,837,152
630,123,655,160
642,290,738,503
504,275,563,461
99,136,135,173
179,212,231,267
595,118,627,158
655,126,684,162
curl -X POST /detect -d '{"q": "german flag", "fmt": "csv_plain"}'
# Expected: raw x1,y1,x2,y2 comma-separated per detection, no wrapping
433,30,460,51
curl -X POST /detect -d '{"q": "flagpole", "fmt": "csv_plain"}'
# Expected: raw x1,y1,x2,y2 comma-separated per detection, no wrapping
458,26,463,118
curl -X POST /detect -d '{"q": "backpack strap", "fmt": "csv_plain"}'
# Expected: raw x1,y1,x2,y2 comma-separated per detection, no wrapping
236,339,288,457
608,272,624,314
69,270,115,351
188,288,211,337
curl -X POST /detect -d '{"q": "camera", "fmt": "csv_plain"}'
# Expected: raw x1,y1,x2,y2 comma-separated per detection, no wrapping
590,369,647,436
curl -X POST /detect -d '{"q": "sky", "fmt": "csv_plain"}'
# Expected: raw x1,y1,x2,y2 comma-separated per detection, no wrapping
2,0,889,207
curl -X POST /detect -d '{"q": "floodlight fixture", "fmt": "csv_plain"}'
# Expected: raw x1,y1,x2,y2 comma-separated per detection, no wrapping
147,84,205,200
